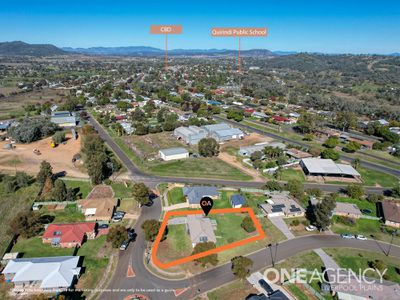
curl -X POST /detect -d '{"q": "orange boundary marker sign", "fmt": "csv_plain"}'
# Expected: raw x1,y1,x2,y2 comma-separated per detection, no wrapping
151,207,266,269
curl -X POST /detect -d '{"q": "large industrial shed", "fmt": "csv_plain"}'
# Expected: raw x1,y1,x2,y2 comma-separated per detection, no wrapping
173,126,207,145
203,123,244,142
211,127,244,142
300,158,361,179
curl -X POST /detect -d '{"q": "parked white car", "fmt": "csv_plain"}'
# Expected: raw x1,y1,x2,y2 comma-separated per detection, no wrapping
305,225,317,231
355,235,367,240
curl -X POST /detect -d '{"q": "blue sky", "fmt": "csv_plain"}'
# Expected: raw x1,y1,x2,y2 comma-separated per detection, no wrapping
0,0,399,53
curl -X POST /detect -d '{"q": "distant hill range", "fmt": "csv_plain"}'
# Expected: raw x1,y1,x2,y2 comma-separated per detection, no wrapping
62,46,280,57
0,41,66,56
0,41,398,57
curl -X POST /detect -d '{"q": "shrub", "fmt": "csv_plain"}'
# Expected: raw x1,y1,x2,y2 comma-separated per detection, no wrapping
291,219,300,226
336,216,356,226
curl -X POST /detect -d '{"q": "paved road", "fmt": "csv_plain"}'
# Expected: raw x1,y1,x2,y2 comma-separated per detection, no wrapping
88,115,388,194
215,116,400,178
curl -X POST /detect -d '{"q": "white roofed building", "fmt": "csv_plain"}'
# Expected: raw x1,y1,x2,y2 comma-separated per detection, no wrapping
2,256,81,292
300,158,361,179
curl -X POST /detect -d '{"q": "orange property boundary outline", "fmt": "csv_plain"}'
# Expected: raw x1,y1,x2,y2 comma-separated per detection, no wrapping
151,207,266,269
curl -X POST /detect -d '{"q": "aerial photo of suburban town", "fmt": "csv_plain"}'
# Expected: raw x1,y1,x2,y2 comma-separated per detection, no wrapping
0,1,400,300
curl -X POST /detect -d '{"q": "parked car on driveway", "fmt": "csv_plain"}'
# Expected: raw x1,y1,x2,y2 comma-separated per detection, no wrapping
258,279,274,295
112,215,123,222
355,234,367,240
98,224,109,229
341,233,355,239
305,225,317,231
119,240,130,250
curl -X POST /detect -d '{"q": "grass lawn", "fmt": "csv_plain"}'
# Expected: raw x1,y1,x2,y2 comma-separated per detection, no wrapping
76,235,112,291
280,168,305,182
11,237,75,257
331,217,400,245
148,157,252,180
357,166,399,187
62,178,92,199
111,182,132,199
0,182,39,255
286,284,309,300
119,198,137,212
211,213,251,247
167,187,186,205
336,197,377,216
244,192,267,212
207,280,258,300
214,190,235,208
158,224,192,262
324,248,400,284
41,203,86,223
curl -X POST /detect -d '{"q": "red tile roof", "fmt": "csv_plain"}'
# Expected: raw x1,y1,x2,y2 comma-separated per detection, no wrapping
272,115,290,122
42,222,96,244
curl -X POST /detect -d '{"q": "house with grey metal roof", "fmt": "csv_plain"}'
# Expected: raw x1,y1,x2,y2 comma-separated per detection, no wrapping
300,158,360,178
258,193,305,218
50,111,78,127
182,186,219,207
174,126,207,145
238,142,286,156
2,256,81,292
230,194,246,208
186,215,217,247
159,147,189,161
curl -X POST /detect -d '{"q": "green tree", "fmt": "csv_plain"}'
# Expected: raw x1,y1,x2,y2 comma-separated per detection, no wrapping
321,148,340,161
335,112,356,131
231,256,253,279
297,113,319,133
142,219,164,242
36,160,53,188
192,242,218,267
314,193,336,230
323,137,339,149
107,225,128,248
345,184,364,199
52,131,65,145
132,182,150,206
352,158,361,170
52,179,67,201
227,109,244,122
198,138,220,157
15,171,31,188
241,216,256,232
392,184,400,198
265,181,282,191
134,122,149,135
343,141,361,153
9,211,42,238
286,179,304,199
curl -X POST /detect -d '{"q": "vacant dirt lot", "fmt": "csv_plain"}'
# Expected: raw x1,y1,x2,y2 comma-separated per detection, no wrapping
0,133,87,178
220,132,272,151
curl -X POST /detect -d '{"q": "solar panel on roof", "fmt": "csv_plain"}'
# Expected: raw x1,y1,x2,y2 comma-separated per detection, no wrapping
271,207,283,213
290,207,301,212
